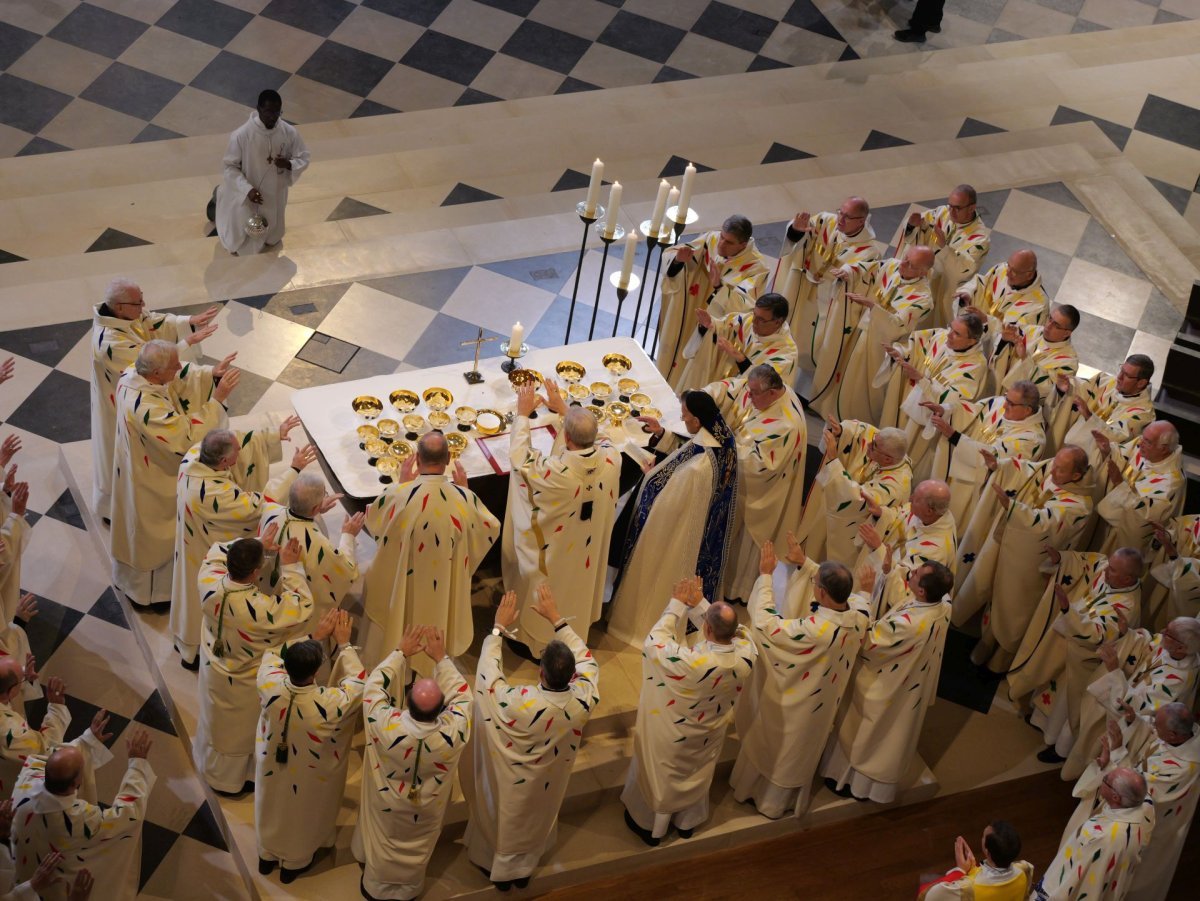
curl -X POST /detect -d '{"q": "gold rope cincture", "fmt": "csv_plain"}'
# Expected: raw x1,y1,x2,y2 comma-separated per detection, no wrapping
211,578,253,658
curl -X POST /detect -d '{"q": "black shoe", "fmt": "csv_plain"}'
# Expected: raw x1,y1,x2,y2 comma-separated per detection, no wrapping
280,861,312,884
1037,746,1067,764
928,23,941,33
623,809,660,847
180,656,200,672
973,663,1002,682
824,777,855,799
493,880,513,892
894,28,926,43
258,858,276,875
676,826,694,839
514,877,530,889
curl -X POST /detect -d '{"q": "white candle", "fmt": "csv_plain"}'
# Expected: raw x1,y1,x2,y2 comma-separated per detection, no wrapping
618,229,637,288
666,186,680,225
677,162,696,222
508,321,524,353
604,181,622,238
648,179,669,237
584,159,603,216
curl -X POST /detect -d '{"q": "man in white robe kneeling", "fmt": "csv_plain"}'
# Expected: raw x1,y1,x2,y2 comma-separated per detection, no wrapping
622,577,757,844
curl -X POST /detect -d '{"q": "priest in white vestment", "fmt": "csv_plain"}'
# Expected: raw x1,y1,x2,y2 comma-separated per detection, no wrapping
622,578,756,843
989,303,1080,412
354,625,471,901
259,473,363,621
903,185,990,327
466,587,598,889
215,90,309,256
194,533,313,793
776,197,882,366
503,384,619,657
1049,354,1156,457
90,277,217,519
795,420,912,566
11,730,155,901
656,214,770,387
608,392,739,646
109,340,237,607
1033,766,1153,901
1092,421,1184,556
0,480,39,706
707,364,807,603
731,542,870,818
820,562,953,803
255,610,364,883
362,432,498,668
172,422,310,667
1149,516,1200,622
0,660,69,796
675,292,797,394
814,246,935,423
951,249,1047,362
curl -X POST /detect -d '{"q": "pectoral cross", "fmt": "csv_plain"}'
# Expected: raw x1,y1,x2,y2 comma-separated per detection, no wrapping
461,327,498,384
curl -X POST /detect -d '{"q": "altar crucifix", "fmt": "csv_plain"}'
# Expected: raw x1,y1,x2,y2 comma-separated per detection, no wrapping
460,328,498,384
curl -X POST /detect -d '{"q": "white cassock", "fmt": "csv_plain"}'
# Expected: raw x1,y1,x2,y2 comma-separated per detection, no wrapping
0,699,68,797
708,378,807,601
820,589,952,804
90,302,201,519
215,113,309,255
1095,441,1184,556
109,363,226,605
674,311,798,395
1033,796,1154,901
991,326,1078,412
502,414,620,656
731,565,870,818
0,493,37,708
352,652,471,900
11,752,154,901
254,642,365,870
1049,372,1155,457
953,262,1048,367
194,542,313,792
466,625,598,882
258,502,360,621
171,428,290,664
906,206,990,327
622,597,757,838
362,474,498,668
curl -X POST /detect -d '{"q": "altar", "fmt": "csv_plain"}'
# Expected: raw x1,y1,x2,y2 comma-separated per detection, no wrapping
291,336,684,501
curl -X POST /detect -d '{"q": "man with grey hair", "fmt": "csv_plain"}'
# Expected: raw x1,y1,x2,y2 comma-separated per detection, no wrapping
795,416,912,565
1033,766,1153,900
171,420,315,668
657,213,770,388
904,184,991,327
1093,420,1184,556
503,383,620,657
259,472,365,622
677,291,797,394
109,340,238,608
91,279,220,521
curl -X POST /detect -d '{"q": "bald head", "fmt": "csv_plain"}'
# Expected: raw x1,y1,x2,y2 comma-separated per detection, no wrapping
563,406,598,450
902,245,935,277
408,677,445,723
1051,445,1088,486
913,479,950,524
1155,702,1195,745
45,746,84,796
1006,249,1037,290
0,658,23,697
417,431,450,471
845,195,869,216
1140,420,1179,463
1108,547,1145,586
705,601,738,643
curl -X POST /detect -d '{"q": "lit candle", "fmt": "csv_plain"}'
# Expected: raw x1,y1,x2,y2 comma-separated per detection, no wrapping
648,179,669,237
618,229,637,288
676,162,696,223
508,321,524,354
584,159,603,216
604,181,622,238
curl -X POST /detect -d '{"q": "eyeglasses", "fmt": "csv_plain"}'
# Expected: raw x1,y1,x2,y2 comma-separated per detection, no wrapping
947,203,974,212
1004,397,1033,408
837,211,866,221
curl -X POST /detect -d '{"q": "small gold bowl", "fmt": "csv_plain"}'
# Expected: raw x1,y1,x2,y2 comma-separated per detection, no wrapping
476,409,505,436
567,382,591,402
376,456,399,482
389,389,419,413
446,432,468,458
590,382,612,399
353,395,383,420
376,418,400,439
607,402,631,425
356,424,380,447
639,406,662,420
629,392,653,410
428,410,451,429
587,406,605,423
423,387,453,411
602,352,632,375
508,368,543,388
389,440,413,461
618,377,640,394
555,360,586,383
402,413,425,434
364,438,388,462
455,405,477,423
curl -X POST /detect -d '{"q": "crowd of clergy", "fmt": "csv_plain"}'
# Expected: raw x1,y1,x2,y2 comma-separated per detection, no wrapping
0,181,1191,900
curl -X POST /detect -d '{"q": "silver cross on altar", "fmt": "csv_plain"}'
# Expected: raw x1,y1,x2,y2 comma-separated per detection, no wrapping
460,327,498,384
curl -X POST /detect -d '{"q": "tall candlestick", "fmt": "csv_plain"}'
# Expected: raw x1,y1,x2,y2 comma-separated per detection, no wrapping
604,181,622,238
618,229,637,287
508,321,524,353
584,159,603,216
648,179,669,237
676,162,696,222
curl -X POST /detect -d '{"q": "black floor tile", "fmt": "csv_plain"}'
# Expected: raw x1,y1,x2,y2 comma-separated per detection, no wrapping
0,74,72,134
133,123,185,143
782,0,845,41
156,0,253,49
132,690,178,736
48,4,148,58
21,596,86,671
476,0,537,14
401,30,494,85
1051,105,1132,151
658,154,714,178
191,51,289,106
196,360,273,417
16,137,70,156
298,40,394,97
1017,181,1087,214
861,129,913,150
653,65,695,83
1071,309,1134,377
362,0,451,28
762,141,814,164
327,197,389,221
139,822,180,892
261,0,356,38
556,76,599,94
1138,289,1184,339
1071,218,1144,283
62,695,132,746
1134,94,1200,150
500,20,591,75
351,98,398,118
401,314,505,369
44,488,85,530
0,318,90,367
1148,176,1191,215
551,169,592,193
296,332,359,372
262,282,351,327
957,117,1006,138
360,267,470,311
81,62,184,121
87,588,131,631
748,53,790,71
0,249,27,263
441,182,501,206
597,10,687,64
936,628,999,714
692,1,777,54
182,802,228,851
0,21,40,70
456,88,502,106
86,227,152,252
5,370,92,444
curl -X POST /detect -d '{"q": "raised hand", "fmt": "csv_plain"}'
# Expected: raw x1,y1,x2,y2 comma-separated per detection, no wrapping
860,489,882,517
341,510,365,536
318,492,345,515
515,384,541,418
847,292,872,308
127,729,153,759
0,434,21,468
185,321,218,346
544,380,567,416
331,610,352,646
532,582,561,623
1098,641,1119,672
980,448,998,473
2,464,17,495
855,561,877,595
212,352,238,379
759,540,776,576
1042,542,1061,566
290,443,317,471
16,592,37,622
278,414,302,442
424,626,446,663
399,454,418,484
792,211,811,233
312,608,340,642
1091,429,1112,458
674,246,694,264
858,522,882,551
452,460,468,487
990,481,1010,509
29,850,63,895
259,522,281,553
672,577,693,604
494,591,519,630
785,531,807,566
0,357,14,384
10,482,28,516
695,308,714,329
45,675,66,705
907,211,921,228
90,709,113,744
954,836,975,873
681,575,705,608
279,536,302,567
398,624,424,657
1054,584,1070,613
69,868,94,901
190,305,221,329
212,367,241,403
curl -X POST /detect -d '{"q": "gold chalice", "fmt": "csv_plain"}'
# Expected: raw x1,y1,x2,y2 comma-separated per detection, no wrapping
607,402,631,426
590,381,612,400
445,432,468,458
363,438,388,462
352,395,383,422
389,389,419,413
455,406,477,432
587,406,605,423
376,456,399,483
389,440,414,462
555,360,586,383
376,418,400,440
629,392,653,412
507,368,543,389
602,352,632,378
356,424,380,448
423,387,453,411
567,383,591,403
402,413,425,440
428,410,451,429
